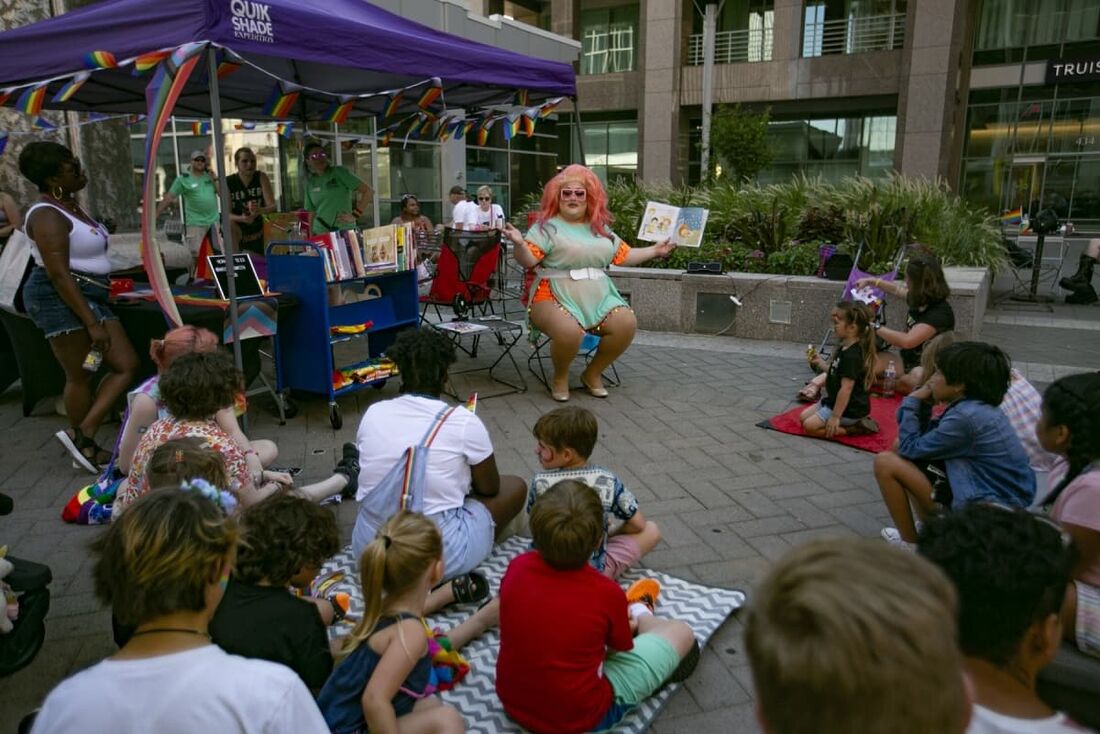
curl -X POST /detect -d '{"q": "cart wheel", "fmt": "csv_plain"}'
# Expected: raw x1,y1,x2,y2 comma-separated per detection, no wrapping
372,380,387,390
281,395,299,421
329,403,342,430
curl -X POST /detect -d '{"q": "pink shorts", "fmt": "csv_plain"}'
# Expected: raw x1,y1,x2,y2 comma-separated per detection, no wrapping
603,534,643,579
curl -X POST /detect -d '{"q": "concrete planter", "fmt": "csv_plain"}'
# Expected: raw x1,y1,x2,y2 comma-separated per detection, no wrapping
608,265,991,344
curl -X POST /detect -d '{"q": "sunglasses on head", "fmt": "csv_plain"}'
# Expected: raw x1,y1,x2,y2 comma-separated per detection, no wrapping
192,156,206,163
560,188,586,200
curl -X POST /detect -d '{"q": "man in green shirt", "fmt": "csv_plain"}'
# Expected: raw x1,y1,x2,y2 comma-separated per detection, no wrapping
303,142,372,235
156,149,221,276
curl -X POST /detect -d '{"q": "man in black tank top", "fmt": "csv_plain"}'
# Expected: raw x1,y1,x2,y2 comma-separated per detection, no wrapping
226,147,275,256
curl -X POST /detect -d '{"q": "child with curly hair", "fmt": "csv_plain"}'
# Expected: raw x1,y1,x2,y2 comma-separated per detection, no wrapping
31,489,328,733
210,492,342,691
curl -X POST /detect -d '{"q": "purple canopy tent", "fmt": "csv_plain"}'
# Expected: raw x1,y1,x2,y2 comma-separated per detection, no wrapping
0,0,577,375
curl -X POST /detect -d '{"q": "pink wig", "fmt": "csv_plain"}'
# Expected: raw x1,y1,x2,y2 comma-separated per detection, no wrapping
150,325,220,372
535,164,614,238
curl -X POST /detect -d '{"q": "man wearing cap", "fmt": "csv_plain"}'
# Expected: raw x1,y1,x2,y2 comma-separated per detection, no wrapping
156,149,221,275
448,185,474,230
303,142,372,234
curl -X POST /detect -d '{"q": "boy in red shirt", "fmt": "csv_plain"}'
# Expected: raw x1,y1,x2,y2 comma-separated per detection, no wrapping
496,480,699,733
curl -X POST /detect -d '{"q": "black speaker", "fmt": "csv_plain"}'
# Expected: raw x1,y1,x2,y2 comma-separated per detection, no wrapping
687,261,723,275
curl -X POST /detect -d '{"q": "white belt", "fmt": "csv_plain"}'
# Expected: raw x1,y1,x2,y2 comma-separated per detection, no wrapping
538,267,607,281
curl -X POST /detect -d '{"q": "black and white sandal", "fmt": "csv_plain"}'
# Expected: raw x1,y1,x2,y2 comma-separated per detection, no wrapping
55,428,100,474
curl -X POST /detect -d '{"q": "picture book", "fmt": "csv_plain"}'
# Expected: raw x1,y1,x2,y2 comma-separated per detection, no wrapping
636,201,709,248
361,225,398,272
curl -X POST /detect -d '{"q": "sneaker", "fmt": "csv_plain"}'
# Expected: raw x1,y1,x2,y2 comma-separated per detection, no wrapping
334,442,360,499
55,429,98,474
626,578,661,613
880,527,916,551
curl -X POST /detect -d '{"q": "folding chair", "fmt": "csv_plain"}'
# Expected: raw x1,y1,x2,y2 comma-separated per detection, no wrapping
419,227,501,323
528,332,621,392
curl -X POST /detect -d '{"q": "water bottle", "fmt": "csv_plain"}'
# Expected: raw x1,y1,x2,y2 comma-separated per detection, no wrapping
883,360,897,398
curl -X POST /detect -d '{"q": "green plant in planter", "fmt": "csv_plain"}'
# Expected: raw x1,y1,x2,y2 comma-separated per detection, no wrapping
766,241,820,276
725,197,792,256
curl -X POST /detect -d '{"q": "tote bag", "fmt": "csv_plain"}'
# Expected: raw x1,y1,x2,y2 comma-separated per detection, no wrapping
351,405,457,557
0,229,35,314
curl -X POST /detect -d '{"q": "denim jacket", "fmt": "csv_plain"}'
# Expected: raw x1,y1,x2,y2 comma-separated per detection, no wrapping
896,396,1035,508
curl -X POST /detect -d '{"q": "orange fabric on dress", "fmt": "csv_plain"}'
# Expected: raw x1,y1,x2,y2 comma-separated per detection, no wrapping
527,241,630,305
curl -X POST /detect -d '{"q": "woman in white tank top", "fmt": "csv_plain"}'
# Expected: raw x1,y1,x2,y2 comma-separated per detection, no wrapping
18,141,138,473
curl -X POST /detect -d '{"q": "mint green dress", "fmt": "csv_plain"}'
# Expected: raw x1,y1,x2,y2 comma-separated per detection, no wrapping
524,217,630,336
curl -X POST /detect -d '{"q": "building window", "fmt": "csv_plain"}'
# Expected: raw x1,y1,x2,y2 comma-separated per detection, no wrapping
975,0,1100,53
557,115,638,184
688,1,775,65
802,0,907,58
580,6,639,75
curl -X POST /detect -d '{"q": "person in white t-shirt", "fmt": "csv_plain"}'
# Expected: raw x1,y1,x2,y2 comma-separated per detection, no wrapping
448,185,474,230
918,505,1087,734
353,328,526,580
30,488,328,734
461,185,505,231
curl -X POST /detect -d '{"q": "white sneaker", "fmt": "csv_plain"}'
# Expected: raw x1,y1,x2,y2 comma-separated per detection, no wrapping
880,527,916,551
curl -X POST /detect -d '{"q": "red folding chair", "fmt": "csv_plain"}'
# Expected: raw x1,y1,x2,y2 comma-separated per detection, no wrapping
419,227,501,322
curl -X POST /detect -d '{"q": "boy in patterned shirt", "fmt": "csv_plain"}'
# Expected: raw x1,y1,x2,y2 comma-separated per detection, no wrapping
529,407,660,577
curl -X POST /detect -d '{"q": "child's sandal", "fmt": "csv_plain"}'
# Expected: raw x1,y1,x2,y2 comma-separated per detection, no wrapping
450,571,490,605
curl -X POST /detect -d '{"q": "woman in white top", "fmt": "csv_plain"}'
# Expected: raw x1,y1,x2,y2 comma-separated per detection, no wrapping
462,185,505,231
30,488,329,734
18,142,138,473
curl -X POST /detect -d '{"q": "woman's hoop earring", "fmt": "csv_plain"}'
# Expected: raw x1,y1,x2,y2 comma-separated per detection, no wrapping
52,185,64,200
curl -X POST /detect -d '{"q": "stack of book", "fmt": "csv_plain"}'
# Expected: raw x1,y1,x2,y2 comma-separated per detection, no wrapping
307,224,417,282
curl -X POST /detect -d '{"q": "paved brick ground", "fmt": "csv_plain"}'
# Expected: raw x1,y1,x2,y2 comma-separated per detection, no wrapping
1,292,1096,733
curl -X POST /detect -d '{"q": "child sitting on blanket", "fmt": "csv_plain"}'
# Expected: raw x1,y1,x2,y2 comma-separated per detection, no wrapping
529,407,660,578
317,511,497,734
146,437,231,492
875,341,1035,547
210,492,342,692
745,537,969,734
799,301,879,439
497,481,700,734
1036,372,1100,659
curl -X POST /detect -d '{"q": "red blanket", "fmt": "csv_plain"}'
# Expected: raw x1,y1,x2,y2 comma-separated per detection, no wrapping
760,395,903,454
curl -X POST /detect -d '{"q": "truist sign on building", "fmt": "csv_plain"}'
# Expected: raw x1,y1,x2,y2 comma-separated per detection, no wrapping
1046,57,1100,84
231,0,274,43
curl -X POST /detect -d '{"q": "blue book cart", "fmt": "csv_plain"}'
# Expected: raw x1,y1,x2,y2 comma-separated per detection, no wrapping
266,241,419,429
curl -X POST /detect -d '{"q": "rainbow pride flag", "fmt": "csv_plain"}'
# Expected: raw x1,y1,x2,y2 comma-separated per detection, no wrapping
262,84,299,117
52,73,89,103
502,116,519,141
83,50,118,69
192,121,211,135
417,80,442,110
132,50,171,75
384,90,404,119
538,97,563,118
325,99,354,124
1000,207,1023,226
16,85,47,116
276,122,293,139
521,114,535,137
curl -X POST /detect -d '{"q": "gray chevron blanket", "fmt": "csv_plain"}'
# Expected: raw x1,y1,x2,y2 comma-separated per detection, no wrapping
319,536,746,733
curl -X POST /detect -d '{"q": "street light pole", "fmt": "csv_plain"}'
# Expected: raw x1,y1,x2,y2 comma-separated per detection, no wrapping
699,1,720,180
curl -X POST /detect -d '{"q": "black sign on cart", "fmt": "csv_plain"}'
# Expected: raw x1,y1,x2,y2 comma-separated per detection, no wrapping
207,253,264,300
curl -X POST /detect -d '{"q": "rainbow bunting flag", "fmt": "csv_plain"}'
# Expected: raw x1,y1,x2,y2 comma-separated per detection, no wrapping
476,126,489,146
325,99,355,124
52,72,89,103
216,61,241,79
262,84,299,118
16,85,47,116
538,97,563,118
83,50,118,69
521,114,536,137
514,89,529,107
420,115,437,138
34,116,57,130
384,90,404,119
276,122,293,139
417,82,442,110
1000,207,1023,226
502,116,519,141
0,134,8,156
132,50,171,75
192,121,211,135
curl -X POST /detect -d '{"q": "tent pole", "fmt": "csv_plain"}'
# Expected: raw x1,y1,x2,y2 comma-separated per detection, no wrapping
206,49,247,422
571,95,586,166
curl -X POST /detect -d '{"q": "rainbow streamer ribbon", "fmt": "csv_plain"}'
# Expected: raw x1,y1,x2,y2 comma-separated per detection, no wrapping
33,116,56,130
83,50,118,69
514,89,529,107
276,122,294,139
262,83,299,117
192,121,211,135
16,85,47,116
417,81,442,110
132,50,171,75
521,114,535,137
52,72,89,103
216,61,241,79
384,90,404,119
325,99,355,124
141,42,206,328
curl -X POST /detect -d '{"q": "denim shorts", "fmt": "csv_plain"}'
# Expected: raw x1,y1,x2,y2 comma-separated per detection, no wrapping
815,403,861,426
432,497,496,580
23,266,117,339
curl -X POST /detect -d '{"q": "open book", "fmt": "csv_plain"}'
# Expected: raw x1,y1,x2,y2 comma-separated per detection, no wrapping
636,201,709,248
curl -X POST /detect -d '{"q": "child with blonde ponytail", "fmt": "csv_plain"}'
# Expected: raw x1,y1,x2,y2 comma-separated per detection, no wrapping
317,511,495,734
799,301,879,439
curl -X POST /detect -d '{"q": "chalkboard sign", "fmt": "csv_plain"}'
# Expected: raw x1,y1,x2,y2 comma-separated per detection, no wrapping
207,253,264,300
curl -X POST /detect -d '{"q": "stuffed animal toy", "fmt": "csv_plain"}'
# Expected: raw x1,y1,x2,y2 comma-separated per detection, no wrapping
0,546,16,635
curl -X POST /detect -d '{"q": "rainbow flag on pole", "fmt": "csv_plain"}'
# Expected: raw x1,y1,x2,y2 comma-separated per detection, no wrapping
16,85,47,116
83,50,118,69
262,83,299,118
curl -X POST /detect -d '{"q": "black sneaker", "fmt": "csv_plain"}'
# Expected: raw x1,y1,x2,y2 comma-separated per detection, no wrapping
334,442,360,499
